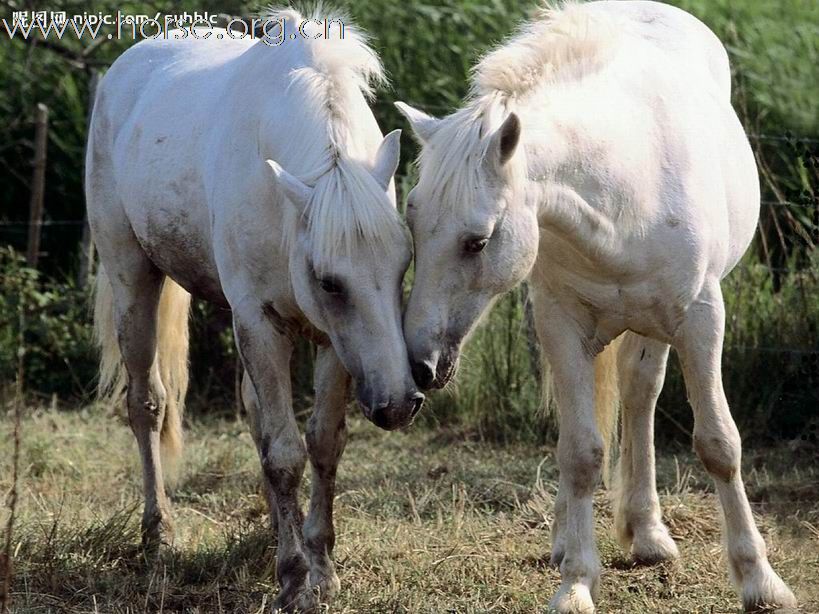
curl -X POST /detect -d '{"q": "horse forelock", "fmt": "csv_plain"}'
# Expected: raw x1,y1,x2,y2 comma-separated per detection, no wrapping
417,98,529,222
417,107,491,220
305,157,406,267
267,7,401,265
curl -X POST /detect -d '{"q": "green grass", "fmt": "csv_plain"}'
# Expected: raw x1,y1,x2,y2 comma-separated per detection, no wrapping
2,405,818,613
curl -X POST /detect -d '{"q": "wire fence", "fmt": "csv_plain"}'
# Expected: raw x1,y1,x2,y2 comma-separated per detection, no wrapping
1,196,815,228
1,129,815,363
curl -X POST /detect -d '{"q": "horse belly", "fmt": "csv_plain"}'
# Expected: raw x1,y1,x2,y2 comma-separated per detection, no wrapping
137,207,226,306
120,158,226,305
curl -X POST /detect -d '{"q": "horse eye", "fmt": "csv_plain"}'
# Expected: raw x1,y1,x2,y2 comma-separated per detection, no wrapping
463,237,489,254
318,277,345,295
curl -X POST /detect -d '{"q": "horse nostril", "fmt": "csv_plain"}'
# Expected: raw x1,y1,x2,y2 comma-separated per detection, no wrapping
410,392,425,418
410,360,435,390
371,405,390,429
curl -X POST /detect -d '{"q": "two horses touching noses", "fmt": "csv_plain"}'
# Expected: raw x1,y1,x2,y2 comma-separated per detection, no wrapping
86,2,797,613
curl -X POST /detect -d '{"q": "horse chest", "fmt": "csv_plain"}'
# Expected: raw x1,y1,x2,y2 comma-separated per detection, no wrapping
539,265,692,344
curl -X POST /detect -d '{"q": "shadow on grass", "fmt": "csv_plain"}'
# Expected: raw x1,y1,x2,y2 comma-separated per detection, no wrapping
12,506,278,612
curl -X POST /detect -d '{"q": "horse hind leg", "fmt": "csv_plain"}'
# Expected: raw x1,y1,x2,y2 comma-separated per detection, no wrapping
675,281,796,612
612,332,679,564
98,234,174,552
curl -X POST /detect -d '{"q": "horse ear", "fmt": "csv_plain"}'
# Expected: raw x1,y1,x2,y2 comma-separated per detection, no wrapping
490,113,521,167
371,129,402,191
266,159,312,213
395,102,441,144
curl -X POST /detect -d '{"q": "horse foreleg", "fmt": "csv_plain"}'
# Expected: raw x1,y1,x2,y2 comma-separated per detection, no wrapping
613,332,678,564
232,302,314,613
304,345,350,602
536,304,602,614
675,281,796,612
241,372,278,534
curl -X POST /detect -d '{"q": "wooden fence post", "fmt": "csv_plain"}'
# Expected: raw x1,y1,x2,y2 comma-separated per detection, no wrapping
25,103,49,268
78,70,99,287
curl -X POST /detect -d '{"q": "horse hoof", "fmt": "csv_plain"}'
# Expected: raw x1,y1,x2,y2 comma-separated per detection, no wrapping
310,569,341,601
272,587,319,613
631,525,679,565
549,582,596,613
141,512,174,559
741,563,797,612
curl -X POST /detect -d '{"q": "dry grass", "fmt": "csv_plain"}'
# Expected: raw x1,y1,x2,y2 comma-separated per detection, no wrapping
1,405,818,613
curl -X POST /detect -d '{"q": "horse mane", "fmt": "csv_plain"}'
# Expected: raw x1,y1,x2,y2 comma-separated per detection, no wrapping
266,7,404,264
472,2,616,100
418,2,617,216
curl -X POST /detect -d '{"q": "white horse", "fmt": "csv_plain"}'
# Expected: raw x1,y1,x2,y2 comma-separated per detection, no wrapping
87,10,421,612
397,1,796,612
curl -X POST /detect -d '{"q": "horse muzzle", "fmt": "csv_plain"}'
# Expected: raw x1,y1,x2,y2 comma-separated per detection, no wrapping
409,348,459,391
357,386,425,431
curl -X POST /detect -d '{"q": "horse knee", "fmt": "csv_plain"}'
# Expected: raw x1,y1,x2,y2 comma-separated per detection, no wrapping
305,415,346,477
620,367,664,408
559,433,604,495
261,435,307,496
693,427,740,482
126,377,166,432
618,341,667,408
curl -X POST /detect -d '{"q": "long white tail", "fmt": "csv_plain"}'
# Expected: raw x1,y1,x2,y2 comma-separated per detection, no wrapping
593,335,622,485
93,266,191,473
541,334,622,486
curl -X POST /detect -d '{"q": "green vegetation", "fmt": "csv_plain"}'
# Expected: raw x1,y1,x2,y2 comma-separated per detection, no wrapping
1,408,817,612
0,248,96,398
1,3,817,612
0,0,817,442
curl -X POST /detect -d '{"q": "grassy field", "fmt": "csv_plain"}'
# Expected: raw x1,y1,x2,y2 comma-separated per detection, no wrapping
1,406,817,613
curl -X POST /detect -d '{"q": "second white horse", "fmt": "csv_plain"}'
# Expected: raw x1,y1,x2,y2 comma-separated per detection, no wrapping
397,1,796,611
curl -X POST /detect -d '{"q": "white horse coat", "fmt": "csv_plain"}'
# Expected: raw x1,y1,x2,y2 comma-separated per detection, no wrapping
397,2,796,612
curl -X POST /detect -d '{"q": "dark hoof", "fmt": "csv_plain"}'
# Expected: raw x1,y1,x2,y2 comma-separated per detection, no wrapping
272,587,319,613
141,511,174,558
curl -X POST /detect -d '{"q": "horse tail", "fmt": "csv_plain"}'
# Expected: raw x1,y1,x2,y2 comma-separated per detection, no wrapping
93,266,191,476
594,334,623,487
154,278,191,475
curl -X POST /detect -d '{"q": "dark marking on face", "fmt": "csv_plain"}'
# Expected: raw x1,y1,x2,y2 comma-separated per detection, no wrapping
639,347,646,361
666,217,681,228
155,136,166,144
435,346,460,388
